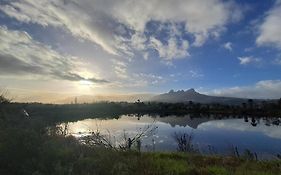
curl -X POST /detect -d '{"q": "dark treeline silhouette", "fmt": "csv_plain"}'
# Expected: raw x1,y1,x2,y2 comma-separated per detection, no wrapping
7,98,280,124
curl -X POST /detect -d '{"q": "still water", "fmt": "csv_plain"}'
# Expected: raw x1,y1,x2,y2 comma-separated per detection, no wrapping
61,115,281,159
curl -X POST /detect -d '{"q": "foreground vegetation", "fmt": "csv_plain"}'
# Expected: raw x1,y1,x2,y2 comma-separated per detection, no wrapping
1,95,281,175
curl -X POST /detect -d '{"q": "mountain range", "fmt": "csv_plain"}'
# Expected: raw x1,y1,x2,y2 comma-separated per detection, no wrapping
149,88,260,105
24,88,274,104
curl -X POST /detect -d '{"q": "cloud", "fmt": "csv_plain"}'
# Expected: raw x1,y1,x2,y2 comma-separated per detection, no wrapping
0,26,108,83
189,70,204,78
0,0,242,61
149,36,189,60
210,80,281,99
110,71,166,89
0,54,42,74
110,0,241,33
112,60,128,79
0,0,118,55
237,56,261,65
223,42,233,51
256,1,281,49
134,73,165,85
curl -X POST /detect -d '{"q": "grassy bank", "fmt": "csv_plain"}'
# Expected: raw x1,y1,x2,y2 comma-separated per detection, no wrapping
1,129,281,175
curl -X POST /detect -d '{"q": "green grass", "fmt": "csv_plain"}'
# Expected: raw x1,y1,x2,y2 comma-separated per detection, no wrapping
63,148,281,175
1,131,280,175
131,152,281,175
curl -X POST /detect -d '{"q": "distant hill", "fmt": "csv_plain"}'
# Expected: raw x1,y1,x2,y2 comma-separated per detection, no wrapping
54,93,154,104
149,88,261,105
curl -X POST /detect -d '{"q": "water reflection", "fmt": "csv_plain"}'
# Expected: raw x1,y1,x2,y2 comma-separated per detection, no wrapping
60,115,281,159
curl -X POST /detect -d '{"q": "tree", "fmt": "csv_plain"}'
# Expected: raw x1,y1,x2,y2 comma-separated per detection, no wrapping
248,99,254,109
188,101,193,110
242,102,247,109
0,91,11,104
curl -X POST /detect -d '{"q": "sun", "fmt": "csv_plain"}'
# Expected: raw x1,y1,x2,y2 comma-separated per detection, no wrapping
79,80,94,86
75,80,94,94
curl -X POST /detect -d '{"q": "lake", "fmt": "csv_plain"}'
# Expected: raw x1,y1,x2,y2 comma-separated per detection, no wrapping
60,114,281,159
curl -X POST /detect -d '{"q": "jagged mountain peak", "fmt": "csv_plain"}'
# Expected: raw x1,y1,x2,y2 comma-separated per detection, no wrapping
150,88,250,105
168,88,197,94
185,88,197,93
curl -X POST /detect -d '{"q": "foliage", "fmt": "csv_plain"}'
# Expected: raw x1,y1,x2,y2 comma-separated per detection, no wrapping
78,122,157,151
0,90,11,104
173,132,198,153
21,100,281,124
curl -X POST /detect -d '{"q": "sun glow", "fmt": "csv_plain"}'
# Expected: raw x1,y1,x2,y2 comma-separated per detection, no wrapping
74,80,94,95
79,80,94,86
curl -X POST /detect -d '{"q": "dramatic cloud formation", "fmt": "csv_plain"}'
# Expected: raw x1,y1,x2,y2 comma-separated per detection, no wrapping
0,0,118,55
0,26,108,83
256,0,281,49
1,1,281,101
0,0,242,60
211,80,281,99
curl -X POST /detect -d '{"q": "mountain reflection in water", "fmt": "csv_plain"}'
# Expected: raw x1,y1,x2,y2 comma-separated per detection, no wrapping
60,115,281,159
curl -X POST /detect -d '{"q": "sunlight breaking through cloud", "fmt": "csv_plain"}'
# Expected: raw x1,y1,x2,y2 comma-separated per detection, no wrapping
0,26,108,83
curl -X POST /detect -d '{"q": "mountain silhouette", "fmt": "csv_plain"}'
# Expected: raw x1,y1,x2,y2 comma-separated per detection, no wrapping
157,115,214,129
150,88,255,105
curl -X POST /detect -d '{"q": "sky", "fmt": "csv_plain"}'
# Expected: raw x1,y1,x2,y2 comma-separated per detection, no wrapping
0,0,281,102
